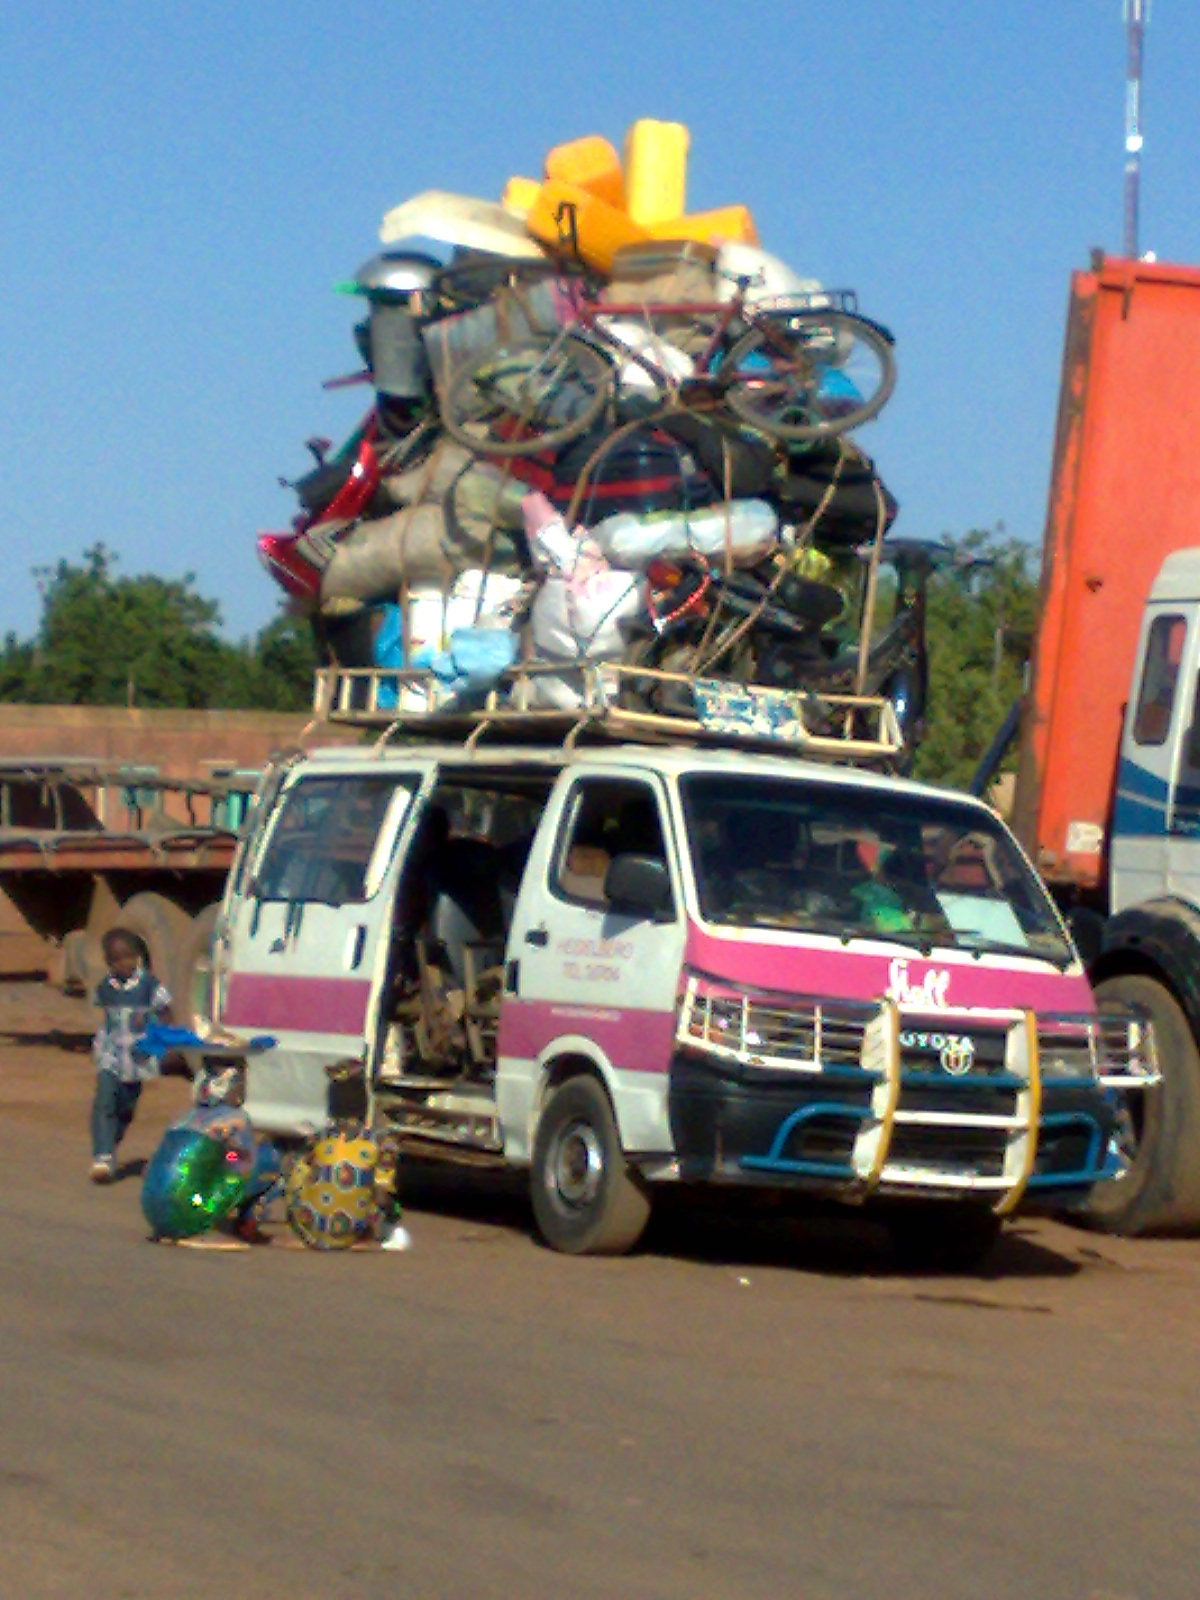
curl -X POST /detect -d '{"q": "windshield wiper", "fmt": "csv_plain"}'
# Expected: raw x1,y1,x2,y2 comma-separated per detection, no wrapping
800,920,937,956
953,933,1073,971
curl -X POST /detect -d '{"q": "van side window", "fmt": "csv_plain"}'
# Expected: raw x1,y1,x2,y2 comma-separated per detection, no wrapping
255,774,414,905
554,778,668,908
1133,614,1187,747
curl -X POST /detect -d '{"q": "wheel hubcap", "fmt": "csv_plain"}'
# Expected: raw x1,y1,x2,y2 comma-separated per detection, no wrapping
551,1118,605,1209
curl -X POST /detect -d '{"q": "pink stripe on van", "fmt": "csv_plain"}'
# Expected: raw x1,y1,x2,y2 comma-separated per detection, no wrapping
222,972,371,1036
685,925,1096,1016
499,1000,678,1074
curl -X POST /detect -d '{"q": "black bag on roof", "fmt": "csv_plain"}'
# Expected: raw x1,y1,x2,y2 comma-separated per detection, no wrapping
501,423,719,525
776,442,899,546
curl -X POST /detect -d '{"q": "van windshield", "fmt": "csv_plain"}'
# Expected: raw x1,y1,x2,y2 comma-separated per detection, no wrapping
679,774,1073,966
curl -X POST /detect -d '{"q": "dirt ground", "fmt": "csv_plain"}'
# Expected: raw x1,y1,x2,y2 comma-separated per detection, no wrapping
4,978,1200,1600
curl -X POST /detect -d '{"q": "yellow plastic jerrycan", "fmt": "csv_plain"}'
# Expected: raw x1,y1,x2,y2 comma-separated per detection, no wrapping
623,119,690,226
525,178,649,274
501,176,541,218
645,205,760,247
544,135,625,210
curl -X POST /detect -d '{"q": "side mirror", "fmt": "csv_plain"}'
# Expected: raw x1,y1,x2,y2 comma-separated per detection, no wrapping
604,853,672,919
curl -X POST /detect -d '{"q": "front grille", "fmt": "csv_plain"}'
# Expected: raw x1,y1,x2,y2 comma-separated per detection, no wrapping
679,979,873,1074
683,977,1112,1201
1094,1009,1160,1089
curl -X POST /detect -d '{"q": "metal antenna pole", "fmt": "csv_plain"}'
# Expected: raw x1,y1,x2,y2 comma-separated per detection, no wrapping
1123,0,1149,259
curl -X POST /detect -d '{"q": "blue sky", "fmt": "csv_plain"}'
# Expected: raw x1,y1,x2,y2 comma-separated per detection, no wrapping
1,1,1194,642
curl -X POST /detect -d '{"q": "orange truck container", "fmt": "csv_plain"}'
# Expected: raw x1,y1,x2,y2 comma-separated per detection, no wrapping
1013,255,1200,891
1010,254,1200,1237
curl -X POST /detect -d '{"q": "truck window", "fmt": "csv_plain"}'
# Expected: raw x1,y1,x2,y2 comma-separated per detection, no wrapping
254,773,416,905
554,778,668,909
1132,614,1187,747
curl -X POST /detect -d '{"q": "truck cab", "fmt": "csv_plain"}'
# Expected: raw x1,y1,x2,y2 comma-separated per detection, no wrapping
1111,551,1200,914
206,674,1137,1265
1009,257,1200,1235
1072,549,1200,1234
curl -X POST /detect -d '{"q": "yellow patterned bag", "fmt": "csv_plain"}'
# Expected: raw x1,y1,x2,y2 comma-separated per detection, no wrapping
285,1125,399,1251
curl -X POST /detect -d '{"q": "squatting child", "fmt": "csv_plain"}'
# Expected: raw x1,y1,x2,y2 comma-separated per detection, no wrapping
89,926,172,1183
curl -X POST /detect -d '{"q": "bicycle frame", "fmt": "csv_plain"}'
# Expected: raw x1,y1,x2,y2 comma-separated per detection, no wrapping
566,283,866,393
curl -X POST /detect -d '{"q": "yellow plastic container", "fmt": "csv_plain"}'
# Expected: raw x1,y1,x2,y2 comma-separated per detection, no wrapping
500,176,541,218
645,205,760,247
544,135,625,210
623,119,690,225
525,179,649,274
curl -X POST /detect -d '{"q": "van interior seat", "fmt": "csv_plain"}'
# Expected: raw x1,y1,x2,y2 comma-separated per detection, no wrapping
426,837,507,987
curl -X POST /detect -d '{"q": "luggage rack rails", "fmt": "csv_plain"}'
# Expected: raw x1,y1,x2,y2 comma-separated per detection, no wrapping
311,663,905,764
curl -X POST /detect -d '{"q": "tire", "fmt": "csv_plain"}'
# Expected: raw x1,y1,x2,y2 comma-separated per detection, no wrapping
1081,973,1200,1235
883,1202,1002,1274
724,310,896,442
111,892,193,1010
174,904,220,1034
530,1075,651,1255
440,333,613,458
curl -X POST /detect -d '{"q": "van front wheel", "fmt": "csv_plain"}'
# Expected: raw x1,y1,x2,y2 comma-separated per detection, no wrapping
531,1076,650,1255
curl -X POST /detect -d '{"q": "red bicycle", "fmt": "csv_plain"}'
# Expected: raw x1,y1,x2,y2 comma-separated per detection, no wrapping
438,270,896,458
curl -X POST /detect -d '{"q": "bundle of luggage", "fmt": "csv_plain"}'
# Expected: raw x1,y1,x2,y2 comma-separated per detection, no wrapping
257,120,920,732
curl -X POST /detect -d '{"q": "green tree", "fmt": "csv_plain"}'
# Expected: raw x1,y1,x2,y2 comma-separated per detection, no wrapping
0,631,34,699
236,612,320,712
4,544,318,711
913,527,1039,790
20,545,235,708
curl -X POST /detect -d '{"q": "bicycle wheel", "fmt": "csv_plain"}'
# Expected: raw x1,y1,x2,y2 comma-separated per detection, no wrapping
723,310,896,442
440,332,614,458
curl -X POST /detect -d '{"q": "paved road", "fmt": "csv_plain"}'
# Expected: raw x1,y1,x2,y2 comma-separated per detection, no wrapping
2,983,1198,1600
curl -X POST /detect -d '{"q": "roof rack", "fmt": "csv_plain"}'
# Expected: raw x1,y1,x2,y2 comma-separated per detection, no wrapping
311,664,904,764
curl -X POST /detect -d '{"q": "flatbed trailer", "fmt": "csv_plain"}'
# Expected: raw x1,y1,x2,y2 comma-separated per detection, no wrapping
0,758,254,1019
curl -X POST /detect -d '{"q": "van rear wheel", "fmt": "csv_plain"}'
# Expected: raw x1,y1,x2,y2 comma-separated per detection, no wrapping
531,1076,650,1255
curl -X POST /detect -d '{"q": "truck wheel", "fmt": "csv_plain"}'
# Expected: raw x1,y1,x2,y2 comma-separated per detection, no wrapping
1083,973,1200,1235
175,904,220,1034
531,1076,651,1255
882,1202,1002,1273
114,893,192,1009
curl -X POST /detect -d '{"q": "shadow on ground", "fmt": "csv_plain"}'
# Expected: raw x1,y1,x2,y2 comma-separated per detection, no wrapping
396,1160,1083,1281
0,1027,93,1053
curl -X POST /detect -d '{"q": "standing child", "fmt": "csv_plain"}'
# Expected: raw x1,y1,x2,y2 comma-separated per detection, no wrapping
89,927,172,1183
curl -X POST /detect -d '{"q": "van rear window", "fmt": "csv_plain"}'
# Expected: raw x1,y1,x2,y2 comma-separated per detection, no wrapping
254,774,416,905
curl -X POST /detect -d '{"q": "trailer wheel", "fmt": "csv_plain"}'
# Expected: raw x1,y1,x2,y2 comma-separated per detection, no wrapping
174,904,220,1034
1083,973,1200,1235
530,1076,651,1255
882,1202,1002,1274
115,893,193,1009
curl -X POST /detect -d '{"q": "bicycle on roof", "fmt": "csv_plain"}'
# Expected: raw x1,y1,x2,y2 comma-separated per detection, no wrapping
436,245,897,460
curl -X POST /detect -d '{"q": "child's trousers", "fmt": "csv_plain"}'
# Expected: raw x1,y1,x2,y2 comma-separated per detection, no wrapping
91,1073,143,1159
